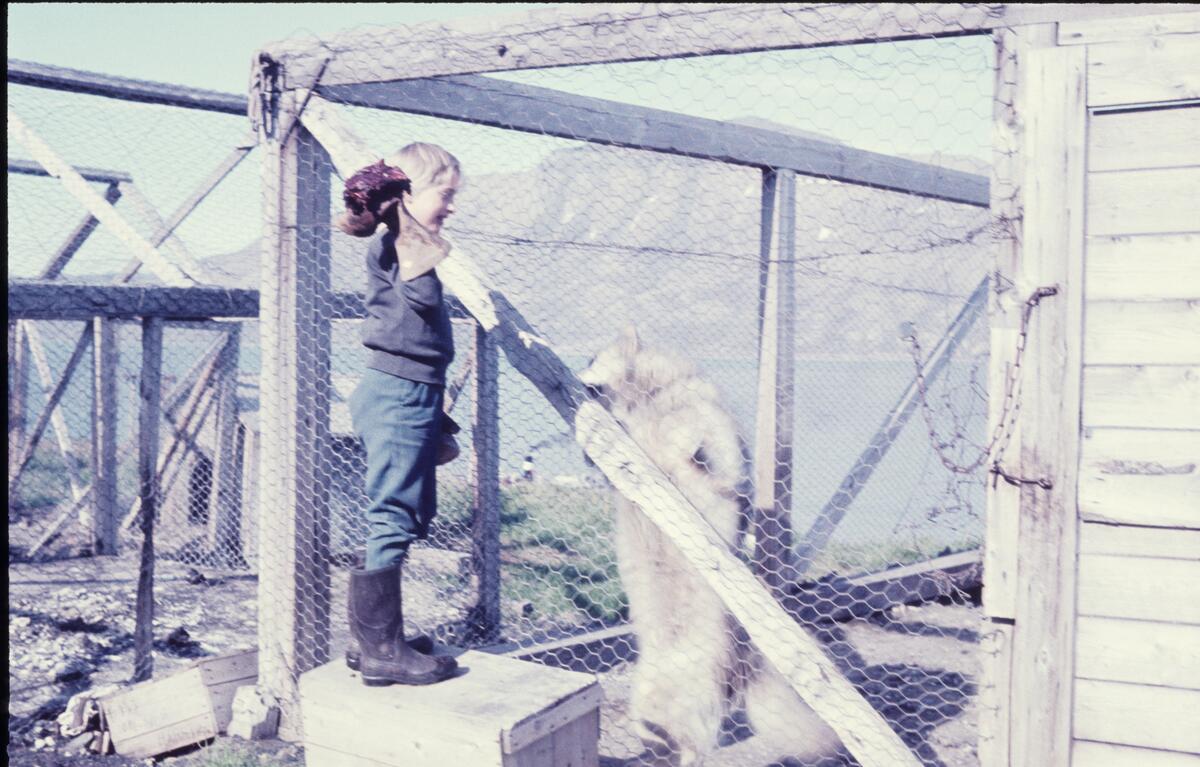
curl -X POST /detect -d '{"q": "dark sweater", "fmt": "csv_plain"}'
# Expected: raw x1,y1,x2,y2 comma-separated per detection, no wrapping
362,230,455,385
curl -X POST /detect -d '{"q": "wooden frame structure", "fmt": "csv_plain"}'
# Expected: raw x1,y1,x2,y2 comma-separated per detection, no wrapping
253,4,1200,765
6,2,1196,763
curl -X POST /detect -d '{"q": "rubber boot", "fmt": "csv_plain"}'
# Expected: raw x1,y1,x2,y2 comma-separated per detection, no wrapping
344,552,432,670
348,559,457,686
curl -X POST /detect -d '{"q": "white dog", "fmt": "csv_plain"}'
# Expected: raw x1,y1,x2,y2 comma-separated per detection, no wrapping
578,326,842,767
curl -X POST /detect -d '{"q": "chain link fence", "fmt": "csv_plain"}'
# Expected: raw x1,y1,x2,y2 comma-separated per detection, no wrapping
9,6,1010,765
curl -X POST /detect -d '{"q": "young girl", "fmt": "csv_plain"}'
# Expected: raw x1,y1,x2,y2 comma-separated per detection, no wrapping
338,143,462,686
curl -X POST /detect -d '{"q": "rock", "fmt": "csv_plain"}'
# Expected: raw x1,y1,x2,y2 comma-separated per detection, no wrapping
61,731,94,754
166,626,192,647
227,686,280,741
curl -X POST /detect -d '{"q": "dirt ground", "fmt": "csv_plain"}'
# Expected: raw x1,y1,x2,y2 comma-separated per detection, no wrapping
9,551,982,767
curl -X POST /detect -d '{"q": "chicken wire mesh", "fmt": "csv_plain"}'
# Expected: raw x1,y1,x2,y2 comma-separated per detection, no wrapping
253,14,999,767
6,6,1013,765
7,74,263,747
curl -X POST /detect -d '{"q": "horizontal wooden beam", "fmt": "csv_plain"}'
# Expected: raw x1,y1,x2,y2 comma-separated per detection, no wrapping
321,76,989,206
787,549,983,624
8,281,258,320
262,3,1193,88
9,156,133,185
7,58,246,115
7,281,470,321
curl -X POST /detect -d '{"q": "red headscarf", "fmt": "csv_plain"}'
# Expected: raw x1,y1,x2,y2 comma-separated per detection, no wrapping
342,160,411,215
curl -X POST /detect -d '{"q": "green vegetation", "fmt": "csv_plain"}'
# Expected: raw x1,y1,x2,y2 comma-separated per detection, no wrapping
497,482,624,624
189,740,289,767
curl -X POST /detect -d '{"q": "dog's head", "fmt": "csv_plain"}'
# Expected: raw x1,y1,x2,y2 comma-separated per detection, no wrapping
578,325,640,408
578,325,697,411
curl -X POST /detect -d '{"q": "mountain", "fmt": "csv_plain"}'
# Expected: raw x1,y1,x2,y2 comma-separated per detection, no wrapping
161,135,991,360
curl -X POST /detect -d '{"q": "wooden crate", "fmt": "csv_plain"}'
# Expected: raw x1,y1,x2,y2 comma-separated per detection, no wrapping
300,650,602,767
195,649,258,732
98,649,258,758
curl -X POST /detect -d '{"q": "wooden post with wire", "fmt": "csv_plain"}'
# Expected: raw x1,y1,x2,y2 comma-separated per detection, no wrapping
133,316,164,682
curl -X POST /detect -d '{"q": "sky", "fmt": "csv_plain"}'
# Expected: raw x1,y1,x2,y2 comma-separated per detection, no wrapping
7,4,559,93
8,4,995,275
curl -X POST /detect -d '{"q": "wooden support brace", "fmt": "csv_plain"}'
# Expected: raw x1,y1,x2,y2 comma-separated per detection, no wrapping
21,321,88,501
470,322,501,641
92,317,120,554
793,275,991,575
116,142,256,284
256,92,334,740
6,109,196,287
121,335,225,530
296,98,920,767
115,183,210,283
9,320,31,463
753,167,797,595
40,183,123,279
157,385,219,530
206,324,245,564
8,323,92,495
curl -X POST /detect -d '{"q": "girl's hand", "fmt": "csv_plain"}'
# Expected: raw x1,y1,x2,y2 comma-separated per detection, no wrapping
392,199,451,281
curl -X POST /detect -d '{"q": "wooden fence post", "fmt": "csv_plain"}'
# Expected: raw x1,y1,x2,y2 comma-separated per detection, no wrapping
1007,41,1087,767
753,168,797,596
207,323,245,565
8,321,30,465
93,318,120,554
133,316,164,682
470,321,501,641
258,92,334,739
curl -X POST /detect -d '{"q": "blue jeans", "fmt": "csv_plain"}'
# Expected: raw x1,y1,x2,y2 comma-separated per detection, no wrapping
348,368,444,569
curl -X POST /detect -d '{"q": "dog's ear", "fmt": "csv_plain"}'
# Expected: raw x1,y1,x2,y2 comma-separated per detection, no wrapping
619,324,640,358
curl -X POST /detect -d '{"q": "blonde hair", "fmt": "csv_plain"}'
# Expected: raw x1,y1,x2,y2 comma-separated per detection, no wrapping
388,142,461,191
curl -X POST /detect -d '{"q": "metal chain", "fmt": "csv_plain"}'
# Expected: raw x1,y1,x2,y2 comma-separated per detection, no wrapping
903,284,1058,488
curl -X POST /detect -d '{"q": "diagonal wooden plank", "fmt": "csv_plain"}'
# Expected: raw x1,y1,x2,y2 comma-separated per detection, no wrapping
794,275,991,575
116,183,212,284
7,109,196,287
121,334,225,530
22,321,88,501
7,322,92,495
40,183,123,279
297,97,920,767
117,142,255,283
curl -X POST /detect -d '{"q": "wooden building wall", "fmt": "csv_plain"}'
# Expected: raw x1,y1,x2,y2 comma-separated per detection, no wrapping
1070,21,1200,766
981,12,1200,767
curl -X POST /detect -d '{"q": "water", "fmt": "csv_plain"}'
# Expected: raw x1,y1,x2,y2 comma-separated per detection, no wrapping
15,320,988,554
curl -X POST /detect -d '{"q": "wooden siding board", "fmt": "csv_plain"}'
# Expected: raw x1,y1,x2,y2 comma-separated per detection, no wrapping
1078,429,1200,529
1078,520,1200,559
1088,107,1200,172
1084,301,1200,366
1086,234,1200,301
1083,366,1200,430
1076,615,1200,689
1074,740,1200,766
1087,167,1200,237
1074,680,1200,753
1060,11,1200,46
1087,36,1200,107
1077,553,1200,624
